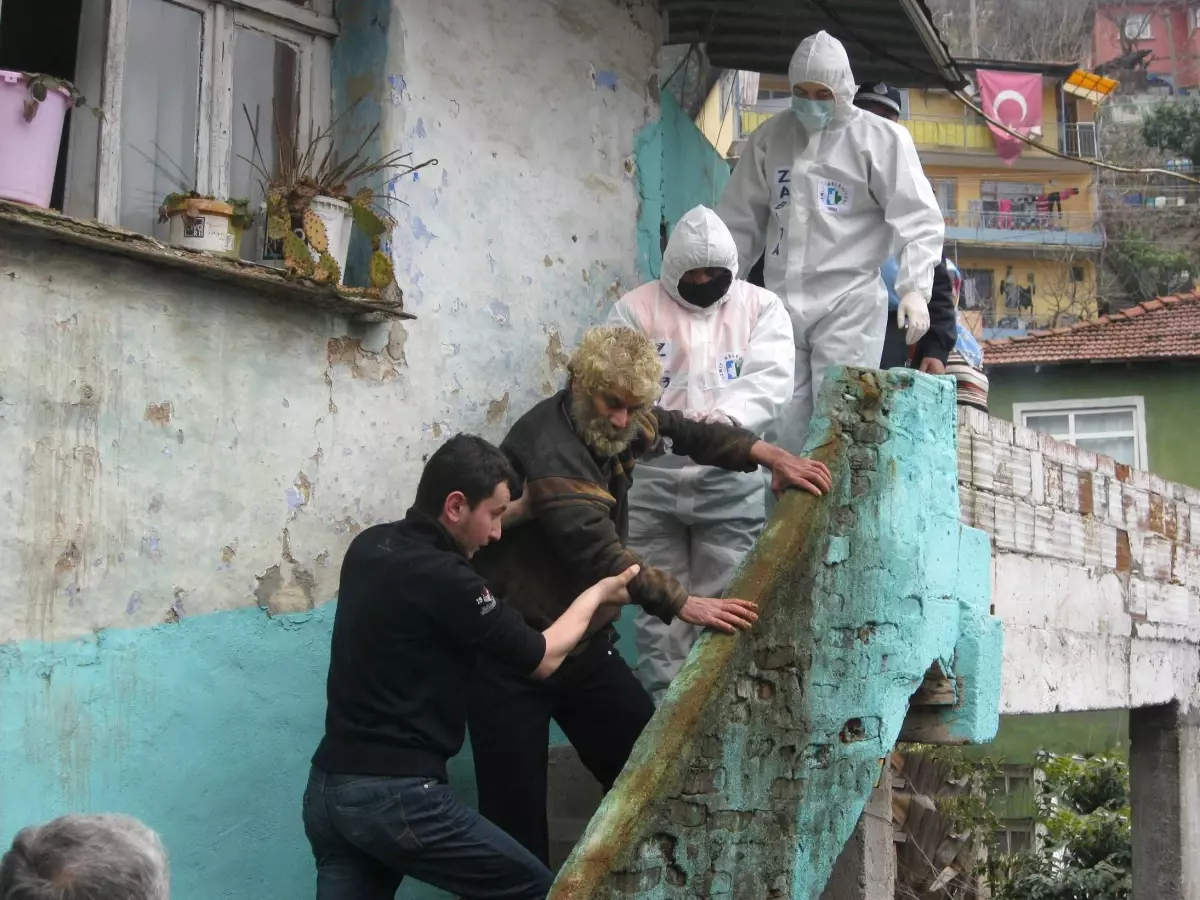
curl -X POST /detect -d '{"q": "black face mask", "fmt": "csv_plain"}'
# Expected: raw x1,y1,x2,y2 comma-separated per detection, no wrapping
677,270,733,308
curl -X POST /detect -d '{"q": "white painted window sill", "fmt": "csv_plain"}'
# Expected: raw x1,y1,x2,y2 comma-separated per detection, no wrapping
0,200,413,323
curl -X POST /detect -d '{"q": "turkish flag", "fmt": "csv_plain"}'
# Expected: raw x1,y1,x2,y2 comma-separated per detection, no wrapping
976,70,1043,165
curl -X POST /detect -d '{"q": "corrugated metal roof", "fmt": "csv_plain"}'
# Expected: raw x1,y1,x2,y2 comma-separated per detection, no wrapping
661,0,965,89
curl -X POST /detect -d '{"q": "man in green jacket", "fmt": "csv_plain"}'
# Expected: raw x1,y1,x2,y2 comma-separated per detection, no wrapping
469,325,830,864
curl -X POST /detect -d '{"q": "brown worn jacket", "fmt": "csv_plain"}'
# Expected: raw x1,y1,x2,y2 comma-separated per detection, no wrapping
472,390,759,641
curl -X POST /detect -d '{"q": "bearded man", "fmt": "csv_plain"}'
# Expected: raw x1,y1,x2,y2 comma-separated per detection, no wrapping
467,325,831,865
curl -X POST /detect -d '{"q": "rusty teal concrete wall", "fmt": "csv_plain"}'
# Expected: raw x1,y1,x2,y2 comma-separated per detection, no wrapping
549,367,1003,899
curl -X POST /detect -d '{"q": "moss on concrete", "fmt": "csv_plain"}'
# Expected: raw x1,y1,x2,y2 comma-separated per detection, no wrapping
549,367,1003,900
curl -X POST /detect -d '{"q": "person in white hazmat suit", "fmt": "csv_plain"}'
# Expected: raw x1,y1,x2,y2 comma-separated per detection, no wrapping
609,205,796,702
716,31,945,455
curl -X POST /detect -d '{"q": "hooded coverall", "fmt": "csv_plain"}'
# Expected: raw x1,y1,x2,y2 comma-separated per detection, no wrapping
609,206,795,702
716,31,945,455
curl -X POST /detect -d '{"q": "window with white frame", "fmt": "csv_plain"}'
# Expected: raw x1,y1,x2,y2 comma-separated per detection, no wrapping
1014,397,1148,468
0,0,334,258
1123,13,1153,40
991,822,1036,855
1191,7,1200,32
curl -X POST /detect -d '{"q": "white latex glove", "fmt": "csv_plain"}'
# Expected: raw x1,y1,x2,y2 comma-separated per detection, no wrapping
682,409,737,427
897,292,930,346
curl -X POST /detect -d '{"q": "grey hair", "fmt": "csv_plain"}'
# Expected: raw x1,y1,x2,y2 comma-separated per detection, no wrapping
0,814,169,900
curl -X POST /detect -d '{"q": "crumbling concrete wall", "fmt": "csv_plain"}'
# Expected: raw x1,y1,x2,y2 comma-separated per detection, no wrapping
549,368,1002,900
956,408,1200,715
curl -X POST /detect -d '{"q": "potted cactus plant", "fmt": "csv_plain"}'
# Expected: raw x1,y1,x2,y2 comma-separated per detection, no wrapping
244,106,435,290
0,71,94,208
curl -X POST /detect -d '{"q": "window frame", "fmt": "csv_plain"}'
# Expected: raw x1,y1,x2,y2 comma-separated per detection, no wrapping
1124,13,1153,40
65,0,335,226
1014,396,1149,468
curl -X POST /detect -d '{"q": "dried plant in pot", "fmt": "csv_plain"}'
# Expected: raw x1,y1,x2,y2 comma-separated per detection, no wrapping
243,105,436,292
159,192,254,257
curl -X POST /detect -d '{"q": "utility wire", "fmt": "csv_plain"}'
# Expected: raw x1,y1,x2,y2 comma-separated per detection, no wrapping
953,91,1200,185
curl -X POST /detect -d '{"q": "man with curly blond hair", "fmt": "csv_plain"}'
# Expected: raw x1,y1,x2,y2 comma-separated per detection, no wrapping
468,324,830,865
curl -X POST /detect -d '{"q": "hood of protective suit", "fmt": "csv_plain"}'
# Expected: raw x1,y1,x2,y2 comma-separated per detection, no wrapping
788,31,858,112
660,206,739,311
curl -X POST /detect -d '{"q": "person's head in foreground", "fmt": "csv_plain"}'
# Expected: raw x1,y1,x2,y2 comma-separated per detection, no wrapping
413,433,520,559
789,31,857,133
662,206,738,312
853,83,903,123
567,325,663,457
0,814,169,900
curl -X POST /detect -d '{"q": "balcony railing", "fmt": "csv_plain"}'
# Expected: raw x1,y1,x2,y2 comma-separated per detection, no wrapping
899,116,1100,159
943,209,1104,248
1060,123,1098,158
736,107,1100,159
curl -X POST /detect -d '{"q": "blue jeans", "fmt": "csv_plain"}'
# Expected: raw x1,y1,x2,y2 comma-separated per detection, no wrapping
302,767,554,900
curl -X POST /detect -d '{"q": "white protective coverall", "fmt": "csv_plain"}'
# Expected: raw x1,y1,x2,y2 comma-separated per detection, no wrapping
609,206,795,702
716,31,945,455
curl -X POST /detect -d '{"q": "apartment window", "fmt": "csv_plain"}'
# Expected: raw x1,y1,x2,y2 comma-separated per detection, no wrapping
991,823,1036,855
1191,7,1200,32
1124,13,1153,40
932,178,957,217
895,87,911,120
960,267,995,312
1071,265,1086,283
1015,397,1148,467
0,0,334,257
979,181,1045,229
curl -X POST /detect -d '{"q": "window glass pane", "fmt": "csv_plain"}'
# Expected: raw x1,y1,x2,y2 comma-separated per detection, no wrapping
1074,409,1135,434
1008,829,1032,853
1024,413,1070,436
229,27,300,261
1077,436,1136,465
119,0,202,238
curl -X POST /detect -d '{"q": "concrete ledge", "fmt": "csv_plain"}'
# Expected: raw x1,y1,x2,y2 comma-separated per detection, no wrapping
0,200,411,323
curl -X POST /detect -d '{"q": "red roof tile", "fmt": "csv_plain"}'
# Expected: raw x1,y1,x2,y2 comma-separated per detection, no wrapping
983,291,1200,366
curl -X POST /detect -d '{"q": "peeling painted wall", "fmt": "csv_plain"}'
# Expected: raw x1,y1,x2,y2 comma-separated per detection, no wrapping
0,0,664,646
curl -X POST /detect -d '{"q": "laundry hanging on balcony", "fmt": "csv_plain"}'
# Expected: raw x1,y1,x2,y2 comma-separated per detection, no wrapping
976,70,1043,166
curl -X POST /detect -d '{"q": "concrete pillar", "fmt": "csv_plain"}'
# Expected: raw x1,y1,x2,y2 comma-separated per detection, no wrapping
820,777,895,900
1129,702,1200,900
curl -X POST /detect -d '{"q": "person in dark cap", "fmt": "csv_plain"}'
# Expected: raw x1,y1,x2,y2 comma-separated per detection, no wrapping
852,83,959,373
854,82,904,121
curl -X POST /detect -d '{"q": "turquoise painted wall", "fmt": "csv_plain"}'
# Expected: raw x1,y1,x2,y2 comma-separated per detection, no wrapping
634,92,732,281
550,368,1004,899
0,606,333,900
987,361,1200,490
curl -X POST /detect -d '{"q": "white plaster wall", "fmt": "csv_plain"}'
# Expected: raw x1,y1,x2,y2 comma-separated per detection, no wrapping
957,408,1200,716
0,0,662,644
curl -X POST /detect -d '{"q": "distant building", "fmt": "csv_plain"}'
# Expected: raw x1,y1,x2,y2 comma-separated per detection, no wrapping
1092,0,1200,93
984,291,1200,487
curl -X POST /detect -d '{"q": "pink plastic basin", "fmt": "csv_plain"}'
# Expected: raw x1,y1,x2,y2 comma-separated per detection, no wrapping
0,70,70,208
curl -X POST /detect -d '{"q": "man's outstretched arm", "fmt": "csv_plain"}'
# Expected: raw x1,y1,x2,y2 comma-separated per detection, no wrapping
652,408,832,497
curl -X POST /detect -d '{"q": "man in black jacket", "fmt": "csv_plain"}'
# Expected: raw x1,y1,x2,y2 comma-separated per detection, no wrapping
851,83,959,372
303,434,638,900
468,325,831,865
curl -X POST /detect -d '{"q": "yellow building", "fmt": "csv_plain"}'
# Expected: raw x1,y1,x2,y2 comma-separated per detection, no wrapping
703,61,1104,338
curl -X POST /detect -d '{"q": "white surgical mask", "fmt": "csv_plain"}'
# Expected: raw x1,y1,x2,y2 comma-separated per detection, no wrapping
792,95,835,132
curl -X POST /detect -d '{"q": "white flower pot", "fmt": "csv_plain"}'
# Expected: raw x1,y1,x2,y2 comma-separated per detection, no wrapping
166,198,236,254
306,195,354,281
